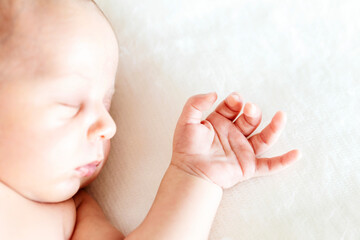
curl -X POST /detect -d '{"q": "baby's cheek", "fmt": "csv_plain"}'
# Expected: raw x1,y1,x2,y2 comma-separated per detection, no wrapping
103,139,111,159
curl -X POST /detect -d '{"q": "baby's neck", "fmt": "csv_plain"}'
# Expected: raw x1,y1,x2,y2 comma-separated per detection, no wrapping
0,180,42,206
0,180,51,221
0,180,22,202
0,180,76,239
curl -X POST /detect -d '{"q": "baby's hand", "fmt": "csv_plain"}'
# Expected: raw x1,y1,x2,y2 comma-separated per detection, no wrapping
171,92,301,189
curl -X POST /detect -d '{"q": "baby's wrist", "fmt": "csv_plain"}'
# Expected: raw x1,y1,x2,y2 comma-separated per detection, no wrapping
127,159,223,240
167,162,224,198
170,155,223,191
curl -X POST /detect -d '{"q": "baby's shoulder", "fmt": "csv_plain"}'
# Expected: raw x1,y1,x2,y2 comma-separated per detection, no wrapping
0,183,76,240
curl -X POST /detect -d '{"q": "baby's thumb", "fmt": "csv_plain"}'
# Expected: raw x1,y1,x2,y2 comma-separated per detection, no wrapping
178,92,217,125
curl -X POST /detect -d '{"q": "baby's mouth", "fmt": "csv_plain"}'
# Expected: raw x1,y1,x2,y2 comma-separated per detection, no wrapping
75,161,101,177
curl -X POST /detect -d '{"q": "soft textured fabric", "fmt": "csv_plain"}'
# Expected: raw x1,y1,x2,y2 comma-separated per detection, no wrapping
87,0,360,239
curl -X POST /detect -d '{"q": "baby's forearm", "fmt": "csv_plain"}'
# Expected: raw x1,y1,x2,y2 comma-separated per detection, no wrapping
125,163,223,240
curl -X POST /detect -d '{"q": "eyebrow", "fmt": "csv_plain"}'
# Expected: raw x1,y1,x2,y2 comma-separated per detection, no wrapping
57,74,116,97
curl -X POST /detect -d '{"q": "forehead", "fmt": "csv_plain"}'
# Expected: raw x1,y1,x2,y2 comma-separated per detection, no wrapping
39,3,119,82
1,0,119,88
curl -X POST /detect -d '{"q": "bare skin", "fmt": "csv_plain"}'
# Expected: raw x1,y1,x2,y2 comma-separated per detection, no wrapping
0,0,301,239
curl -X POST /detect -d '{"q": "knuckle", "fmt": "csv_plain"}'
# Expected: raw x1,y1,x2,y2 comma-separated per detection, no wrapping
259,132,270,145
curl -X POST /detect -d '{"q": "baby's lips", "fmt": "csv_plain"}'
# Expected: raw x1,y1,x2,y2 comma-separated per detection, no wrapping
75,161,101,177
75,165,97,177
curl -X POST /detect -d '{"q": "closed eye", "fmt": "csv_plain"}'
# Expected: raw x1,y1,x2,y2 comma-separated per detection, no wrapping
57,103,81,118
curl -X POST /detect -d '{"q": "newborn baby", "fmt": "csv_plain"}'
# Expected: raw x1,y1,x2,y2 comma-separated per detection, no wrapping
0,0,301,239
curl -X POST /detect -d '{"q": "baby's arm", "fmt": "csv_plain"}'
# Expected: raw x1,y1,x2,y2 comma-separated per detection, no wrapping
126,164,222,240
71,190,125,240
71,166,221,240
71,170,220,240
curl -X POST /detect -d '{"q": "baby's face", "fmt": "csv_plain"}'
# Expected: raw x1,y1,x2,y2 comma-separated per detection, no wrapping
0,1,118,202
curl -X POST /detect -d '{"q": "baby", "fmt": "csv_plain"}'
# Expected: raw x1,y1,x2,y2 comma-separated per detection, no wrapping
0,0,301,239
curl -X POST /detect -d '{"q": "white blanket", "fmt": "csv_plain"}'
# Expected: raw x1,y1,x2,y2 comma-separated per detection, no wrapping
88,0,360,239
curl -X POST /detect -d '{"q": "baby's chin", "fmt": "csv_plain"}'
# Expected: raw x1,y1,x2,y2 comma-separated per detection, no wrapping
27,177,81,203
26,159,106,203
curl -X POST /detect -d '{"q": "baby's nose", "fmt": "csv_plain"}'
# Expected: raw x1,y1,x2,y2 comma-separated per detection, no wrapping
87,108,117,142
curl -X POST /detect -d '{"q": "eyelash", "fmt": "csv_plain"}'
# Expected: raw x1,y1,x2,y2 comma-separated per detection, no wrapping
61,103,80,108
56,104,80,119
61,100,111,115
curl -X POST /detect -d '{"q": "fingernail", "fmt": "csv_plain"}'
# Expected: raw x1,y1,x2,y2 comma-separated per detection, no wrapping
246,103,256,115
297,150,302,159
227,94,239,107
231,93,240,101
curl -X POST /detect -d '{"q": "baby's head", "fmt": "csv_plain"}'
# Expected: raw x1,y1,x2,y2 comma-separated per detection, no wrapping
0,0,118,203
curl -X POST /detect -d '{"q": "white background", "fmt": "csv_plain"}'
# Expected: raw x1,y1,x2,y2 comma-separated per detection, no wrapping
88,0,360,239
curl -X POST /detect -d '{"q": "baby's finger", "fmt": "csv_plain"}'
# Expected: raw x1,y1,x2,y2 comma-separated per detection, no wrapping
248,111,286,156
254,149,301,177
177,92,218,125
234,102,262,137
214,92,244,121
